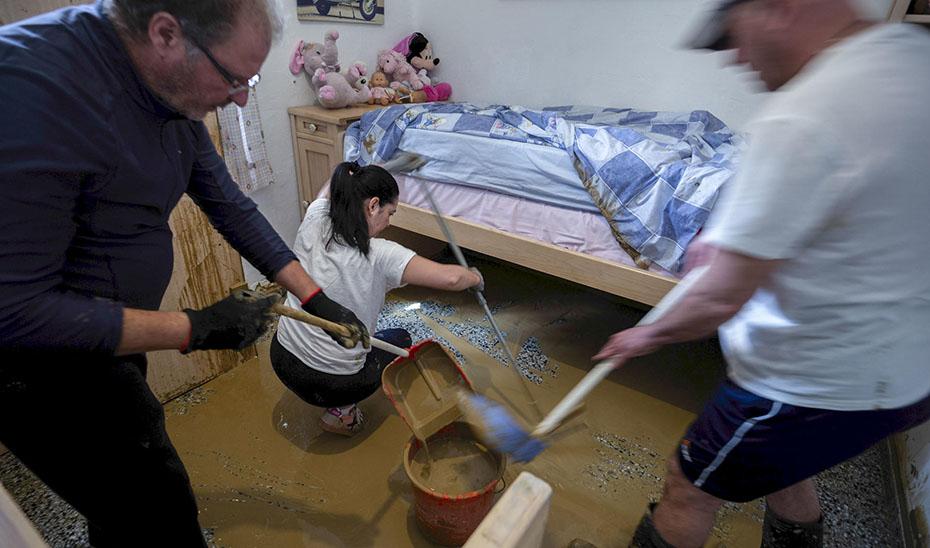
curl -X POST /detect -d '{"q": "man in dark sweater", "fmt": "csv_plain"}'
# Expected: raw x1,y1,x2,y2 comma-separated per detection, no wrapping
0,1,367,545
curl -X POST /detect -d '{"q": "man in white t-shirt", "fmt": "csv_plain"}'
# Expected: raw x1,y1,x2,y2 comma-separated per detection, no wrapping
593,1,930,546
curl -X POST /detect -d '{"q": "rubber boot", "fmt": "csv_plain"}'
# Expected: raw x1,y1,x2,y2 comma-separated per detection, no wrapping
630,503,676,548
761,506,824,547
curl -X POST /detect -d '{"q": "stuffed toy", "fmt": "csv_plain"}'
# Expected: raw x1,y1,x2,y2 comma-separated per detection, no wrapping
289,30,370,109
366,71,400,106
392,32,452,102
377,49,423,92
403,32,439,73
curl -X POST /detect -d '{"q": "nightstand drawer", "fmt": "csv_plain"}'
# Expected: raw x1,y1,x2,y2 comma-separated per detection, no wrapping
295,117,331,141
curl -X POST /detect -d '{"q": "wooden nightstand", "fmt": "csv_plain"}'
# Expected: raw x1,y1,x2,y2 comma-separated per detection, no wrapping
288,104,380,212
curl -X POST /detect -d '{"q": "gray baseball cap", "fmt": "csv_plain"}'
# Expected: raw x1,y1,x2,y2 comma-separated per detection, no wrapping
685,0,755,50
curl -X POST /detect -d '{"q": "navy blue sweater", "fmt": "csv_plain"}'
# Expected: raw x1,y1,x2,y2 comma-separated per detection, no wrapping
0,2,296,355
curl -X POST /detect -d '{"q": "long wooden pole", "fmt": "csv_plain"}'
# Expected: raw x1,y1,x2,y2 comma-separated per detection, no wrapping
271,304,409,358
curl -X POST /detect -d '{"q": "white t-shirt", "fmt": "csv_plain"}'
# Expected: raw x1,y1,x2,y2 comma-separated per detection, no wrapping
702,24,930,411
276,199,416,375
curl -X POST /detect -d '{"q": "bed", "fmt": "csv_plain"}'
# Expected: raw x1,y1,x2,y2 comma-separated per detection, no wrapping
344,103,743,306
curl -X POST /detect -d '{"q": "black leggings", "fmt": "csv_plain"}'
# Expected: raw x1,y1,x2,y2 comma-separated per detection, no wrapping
270,328,412,408
0,351,206,548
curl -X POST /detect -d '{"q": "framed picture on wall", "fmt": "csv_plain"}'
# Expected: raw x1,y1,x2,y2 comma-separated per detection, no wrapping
296,0,384,24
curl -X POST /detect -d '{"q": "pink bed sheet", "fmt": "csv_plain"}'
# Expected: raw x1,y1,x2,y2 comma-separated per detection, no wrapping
396,175,674,277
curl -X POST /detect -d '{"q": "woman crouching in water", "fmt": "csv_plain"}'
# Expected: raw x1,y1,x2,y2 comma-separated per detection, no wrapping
271,161,482,435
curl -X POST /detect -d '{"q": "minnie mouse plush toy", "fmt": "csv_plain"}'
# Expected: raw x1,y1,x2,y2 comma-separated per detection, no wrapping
392,32,452,102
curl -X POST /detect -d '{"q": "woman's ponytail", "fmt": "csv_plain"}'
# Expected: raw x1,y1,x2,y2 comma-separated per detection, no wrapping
327,161,399,256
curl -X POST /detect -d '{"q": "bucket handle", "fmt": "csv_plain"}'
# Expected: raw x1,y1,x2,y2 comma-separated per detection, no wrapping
493,475,507,495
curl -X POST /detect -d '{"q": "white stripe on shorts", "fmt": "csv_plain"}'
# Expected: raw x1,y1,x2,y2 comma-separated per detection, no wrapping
694,401,783,488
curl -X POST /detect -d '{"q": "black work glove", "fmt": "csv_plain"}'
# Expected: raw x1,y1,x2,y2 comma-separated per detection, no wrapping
181,290,277,353
301,290,370,350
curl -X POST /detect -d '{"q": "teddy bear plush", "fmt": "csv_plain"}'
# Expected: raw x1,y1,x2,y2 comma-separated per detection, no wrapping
376,49,423,92
391,32,452,102
289,30,370,109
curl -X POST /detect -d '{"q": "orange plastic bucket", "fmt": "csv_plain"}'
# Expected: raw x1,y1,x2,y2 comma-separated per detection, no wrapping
403,422,504,546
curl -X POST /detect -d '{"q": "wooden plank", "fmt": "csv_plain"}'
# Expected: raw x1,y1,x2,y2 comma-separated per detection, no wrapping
391,203,676,306
889,0,913,21
0,482,47,548
464,472,552,548
146,196,253,402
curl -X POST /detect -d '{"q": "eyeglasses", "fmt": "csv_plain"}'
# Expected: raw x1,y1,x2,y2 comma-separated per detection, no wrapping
189,38,261,95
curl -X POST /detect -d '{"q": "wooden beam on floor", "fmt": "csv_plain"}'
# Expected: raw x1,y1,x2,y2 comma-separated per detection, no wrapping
464,472,553,548
0,482,47,548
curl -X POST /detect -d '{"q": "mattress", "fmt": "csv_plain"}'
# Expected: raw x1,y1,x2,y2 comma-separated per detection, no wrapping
395,174,674,278
346,103,742,272
395,129,596,213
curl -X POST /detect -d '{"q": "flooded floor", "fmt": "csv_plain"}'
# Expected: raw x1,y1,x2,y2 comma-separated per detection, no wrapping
0,258,905,547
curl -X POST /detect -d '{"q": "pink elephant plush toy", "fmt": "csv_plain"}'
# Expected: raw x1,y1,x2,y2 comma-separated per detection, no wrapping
289,30,370,109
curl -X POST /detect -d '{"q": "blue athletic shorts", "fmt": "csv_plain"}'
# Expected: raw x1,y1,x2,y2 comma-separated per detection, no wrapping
677,379,930,502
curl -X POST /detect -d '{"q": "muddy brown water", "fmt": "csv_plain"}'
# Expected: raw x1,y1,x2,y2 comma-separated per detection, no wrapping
164,261,763,547
410,436,499,495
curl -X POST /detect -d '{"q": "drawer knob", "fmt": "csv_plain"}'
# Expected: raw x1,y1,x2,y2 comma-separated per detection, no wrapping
303,122,317,132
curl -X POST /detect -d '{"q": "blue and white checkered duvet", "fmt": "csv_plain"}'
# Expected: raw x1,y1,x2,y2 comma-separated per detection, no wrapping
345,103,743,272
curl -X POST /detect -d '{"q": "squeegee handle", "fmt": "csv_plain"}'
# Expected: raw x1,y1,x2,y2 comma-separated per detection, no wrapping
530,265,710,437
415,177,545,421
272,304,409,358
532,360,616,437
366,337,410,358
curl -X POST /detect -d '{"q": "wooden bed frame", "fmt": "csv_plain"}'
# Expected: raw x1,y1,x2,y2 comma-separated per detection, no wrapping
289,104,678,307
390,201,676,306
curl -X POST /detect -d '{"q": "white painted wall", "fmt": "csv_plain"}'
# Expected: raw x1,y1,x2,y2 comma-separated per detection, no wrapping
417,0,766,127
414,0,893,127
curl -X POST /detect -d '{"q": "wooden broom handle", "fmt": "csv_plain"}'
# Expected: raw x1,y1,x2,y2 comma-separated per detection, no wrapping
531,265,710,437
271,303,409,358
272,303,351,336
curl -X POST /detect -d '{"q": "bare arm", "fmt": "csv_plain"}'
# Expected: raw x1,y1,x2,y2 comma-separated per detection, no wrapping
401,255,482,291
116,309,191,355
594,245,778,362
116,260,320,356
